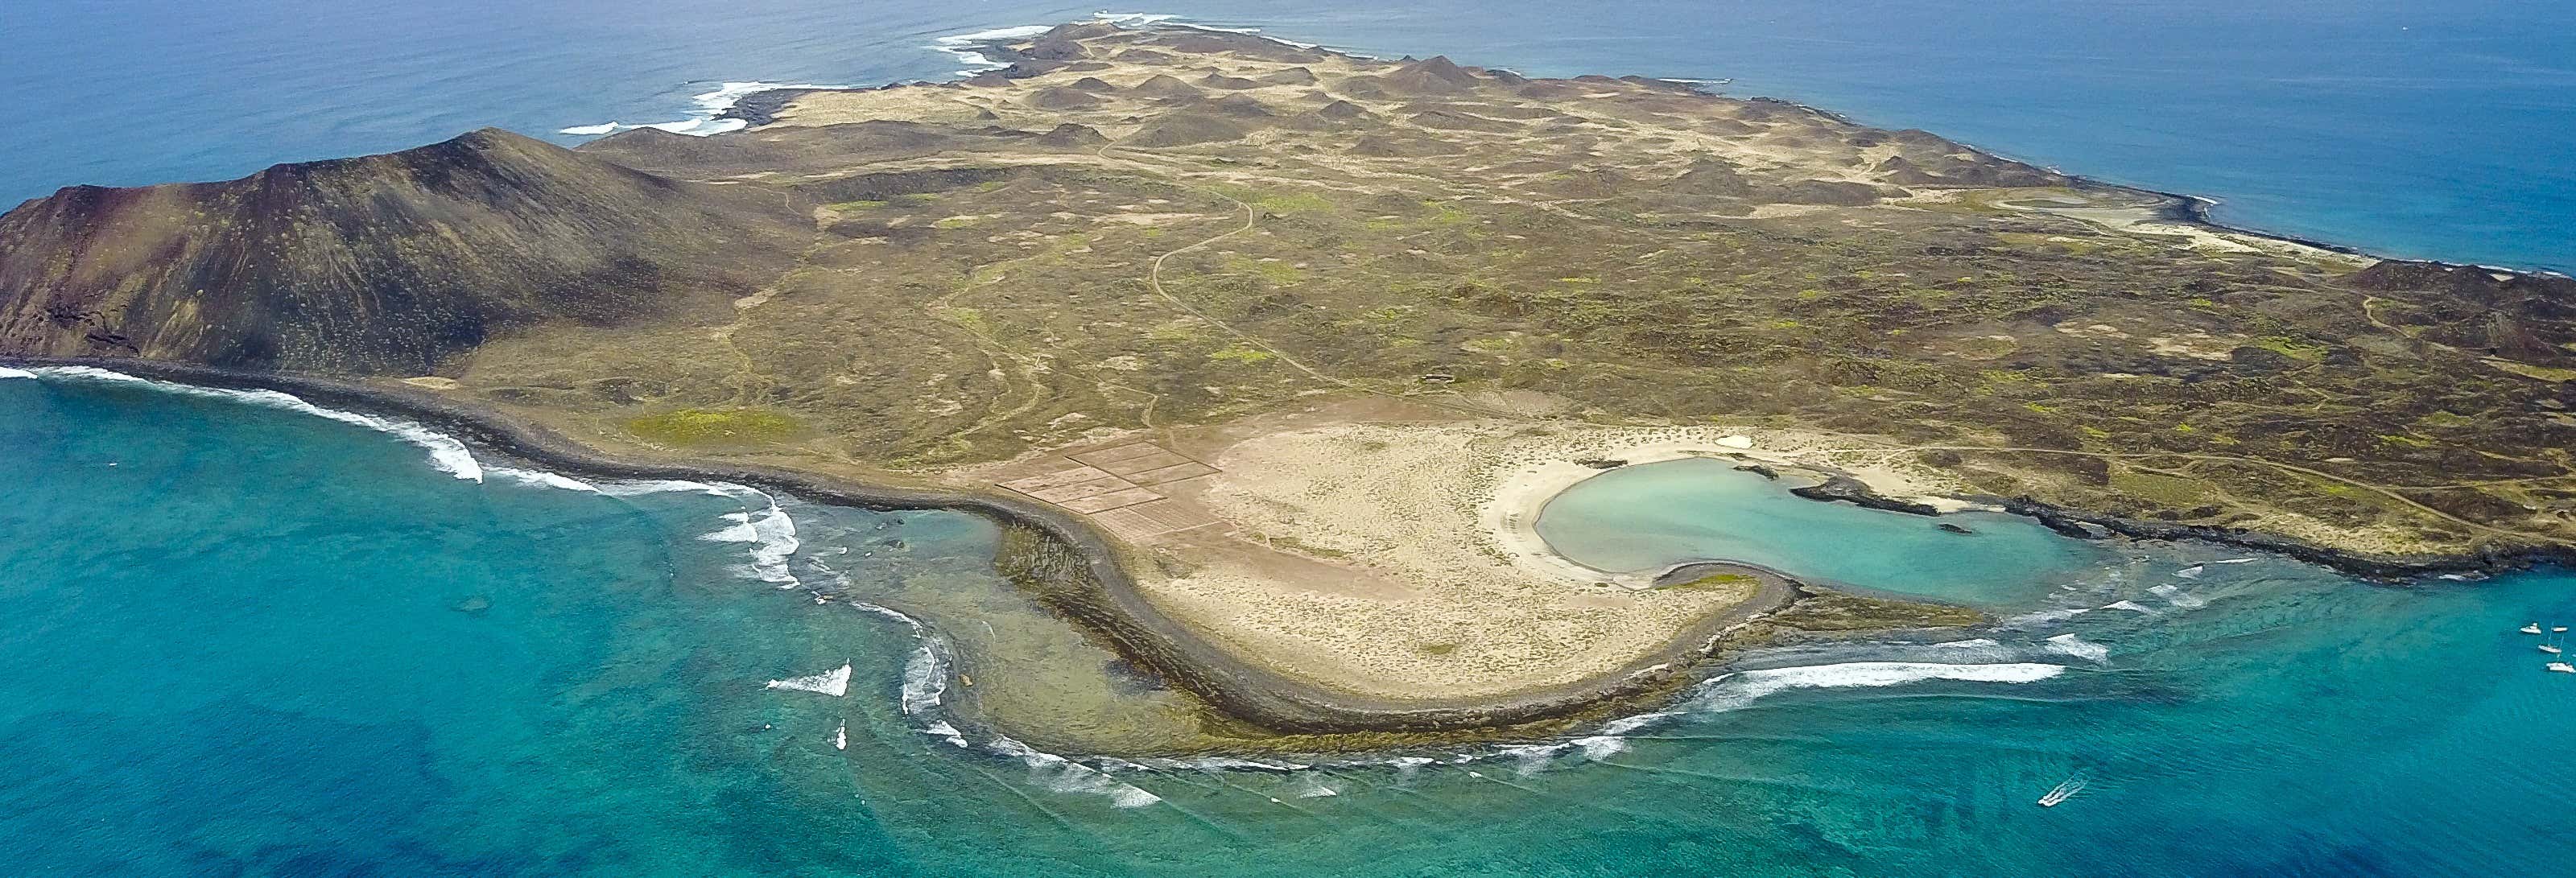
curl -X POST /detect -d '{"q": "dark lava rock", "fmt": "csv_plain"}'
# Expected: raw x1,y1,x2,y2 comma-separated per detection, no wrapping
1790,475,1940,515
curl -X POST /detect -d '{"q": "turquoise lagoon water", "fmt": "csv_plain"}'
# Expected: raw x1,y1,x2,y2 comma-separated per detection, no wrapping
1535,457,2098,605
6,368,2576,876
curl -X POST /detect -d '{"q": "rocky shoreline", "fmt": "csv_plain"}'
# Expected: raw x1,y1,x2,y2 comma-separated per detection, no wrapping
2000,498,2576,582
1747,451,2576,581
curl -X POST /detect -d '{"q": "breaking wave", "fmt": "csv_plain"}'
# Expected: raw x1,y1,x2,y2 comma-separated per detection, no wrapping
18,366,485,481
489,465,599,493
556,80,848,138
2043,633,2112,663
1686,661,2068,714
931,25,1057,74
899,638,951,716
765,662,852,697
989,736,1164,807
697,485,802,587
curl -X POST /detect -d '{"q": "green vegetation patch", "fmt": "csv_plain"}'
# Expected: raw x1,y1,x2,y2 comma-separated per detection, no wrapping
1670,572,1754,592
1208,344,1276,365
1224,254,1305,285
2251,335,2330,361
2109,468,2215,507
1220,186,1335,215
625,407,804,446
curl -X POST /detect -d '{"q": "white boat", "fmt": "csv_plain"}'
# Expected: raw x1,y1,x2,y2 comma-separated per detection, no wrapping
2037,775,2087,807
2557,627,2570,633
2542,645,2563,655
2549,662,2576,674
2525,624,2546,635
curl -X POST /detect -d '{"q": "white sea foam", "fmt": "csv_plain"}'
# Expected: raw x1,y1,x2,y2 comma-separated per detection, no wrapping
1999,607,2091,629
920,719,969,748
698,486,802,586
2175,565,2206,579
990,736,1163,807
1093,12,1179,26
28,365,148,382
931,24,1057,72
2043,633,2111,663
1686,661,2067,713
489,465,600,493
2148,583,2209,609
2101,600,2159,616
1500,744,1559,777
2215,557,2257,564
1599,711,1676,736
595,479,732,497
0,366,33,379
765,662,852,696
899,640,949,715
1292,774,1340,798
561,80,846,138
847,600,927,634
1573,735,1628,760
1931,638,2002,649
23,366,485,481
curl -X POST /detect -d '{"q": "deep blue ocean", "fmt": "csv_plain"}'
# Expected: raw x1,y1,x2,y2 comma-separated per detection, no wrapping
7,366,2576,876
3,0,2573,270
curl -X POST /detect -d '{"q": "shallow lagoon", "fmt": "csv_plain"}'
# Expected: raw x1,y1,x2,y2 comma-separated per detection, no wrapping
6,369,2576,876
1537,457,2098,606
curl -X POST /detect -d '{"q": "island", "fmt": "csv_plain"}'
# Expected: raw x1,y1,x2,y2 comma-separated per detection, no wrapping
4,19,2571,754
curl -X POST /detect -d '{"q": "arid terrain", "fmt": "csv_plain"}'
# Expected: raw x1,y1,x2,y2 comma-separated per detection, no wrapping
5,20,2572,749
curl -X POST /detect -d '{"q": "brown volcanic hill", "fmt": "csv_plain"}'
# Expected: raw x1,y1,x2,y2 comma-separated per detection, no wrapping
0,128,807,373
1261,67,1319,85
1382,56,1481,95
1131,73,1202,99
1668,157,1753,196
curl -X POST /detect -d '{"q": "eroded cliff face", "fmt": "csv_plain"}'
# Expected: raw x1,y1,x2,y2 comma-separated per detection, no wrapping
0,128,810,373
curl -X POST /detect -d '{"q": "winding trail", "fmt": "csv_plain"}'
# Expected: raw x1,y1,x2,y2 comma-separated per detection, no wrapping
1096,145,1525,421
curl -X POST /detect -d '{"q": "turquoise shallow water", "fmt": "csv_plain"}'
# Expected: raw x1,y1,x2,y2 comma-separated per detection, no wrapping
5,368,2576,876
1535,457,2098,605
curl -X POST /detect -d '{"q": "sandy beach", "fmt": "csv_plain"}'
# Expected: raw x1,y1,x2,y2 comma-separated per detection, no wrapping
1114,415,1983,703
